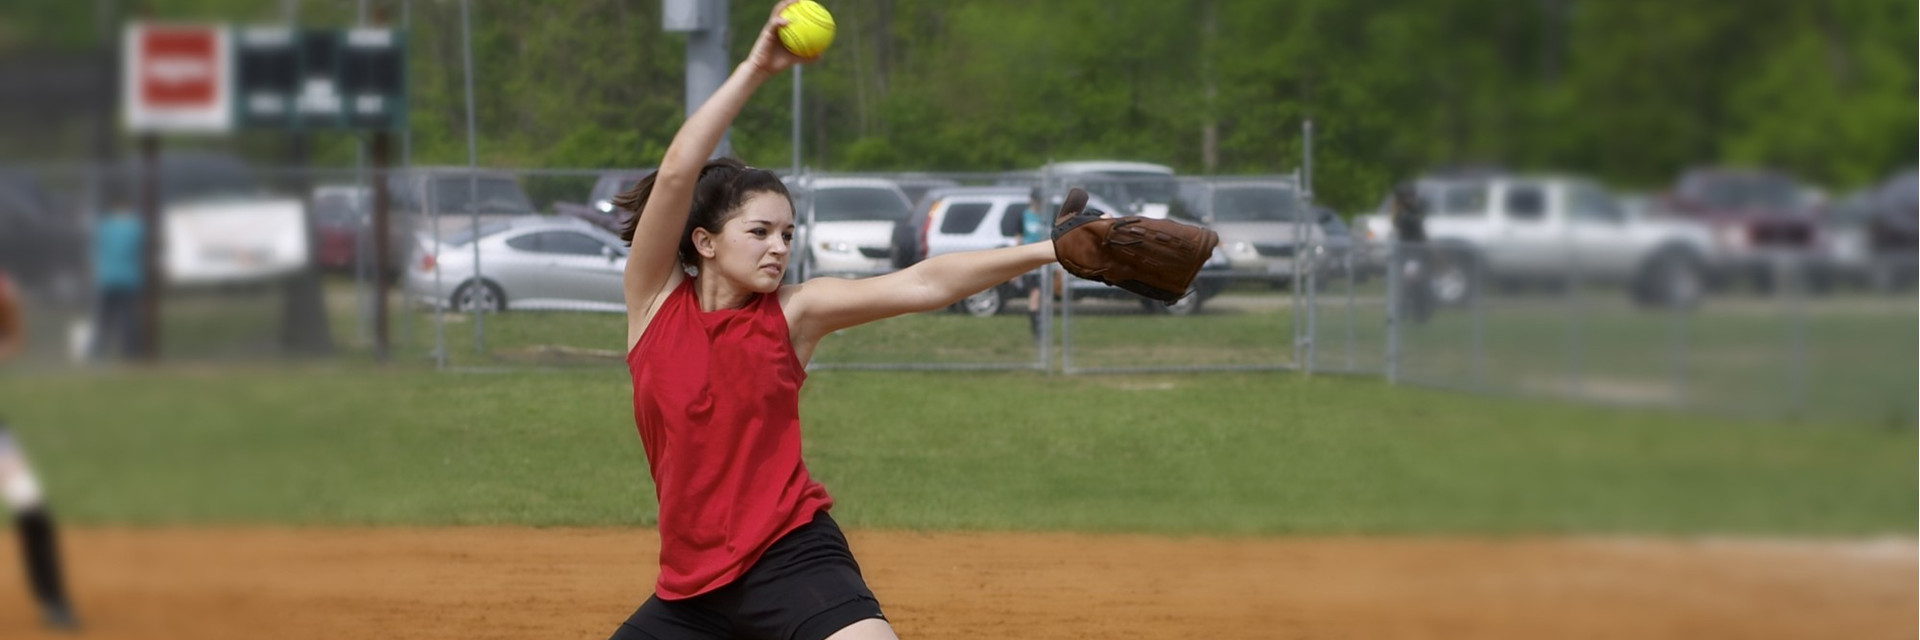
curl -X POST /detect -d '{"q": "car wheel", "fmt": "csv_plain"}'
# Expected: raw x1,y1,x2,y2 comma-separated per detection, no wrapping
953,286,1004,317
1634,251,1704,309
451,279,506,312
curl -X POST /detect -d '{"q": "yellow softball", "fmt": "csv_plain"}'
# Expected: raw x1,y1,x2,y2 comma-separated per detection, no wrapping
777,0,835,59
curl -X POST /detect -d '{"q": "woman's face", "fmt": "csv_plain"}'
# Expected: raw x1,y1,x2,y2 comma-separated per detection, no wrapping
699,191,795,293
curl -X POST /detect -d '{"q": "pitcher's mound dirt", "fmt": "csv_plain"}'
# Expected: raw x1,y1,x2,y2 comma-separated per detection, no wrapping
0,527,1910,639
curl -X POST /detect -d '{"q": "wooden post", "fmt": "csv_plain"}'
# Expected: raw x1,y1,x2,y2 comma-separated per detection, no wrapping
370,131,393,361
136,133,161,362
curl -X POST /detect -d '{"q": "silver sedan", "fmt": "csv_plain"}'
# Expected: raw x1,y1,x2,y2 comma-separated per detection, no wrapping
405,216,630,312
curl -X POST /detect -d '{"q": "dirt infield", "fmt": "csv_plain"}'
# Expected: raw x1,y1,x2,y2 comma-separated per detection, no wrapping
0,527,1911,639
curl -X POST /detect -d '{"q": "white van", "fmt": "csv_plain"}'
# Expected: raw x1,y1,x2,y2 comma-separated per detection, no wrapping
785,176,914,278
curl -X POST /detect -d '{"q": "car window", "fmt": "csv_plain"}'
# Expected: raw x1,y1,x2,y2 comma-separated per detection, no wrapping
1428,183,1489,218
1681,172,1801,212
807,187,910,222
433,177,535,215
939,202,992,234
1318,210,1350,236
506,231,609,256
1504,185,1545,221
999,202,1029,236
1567,184,1623,223
312,193,362,225
1211,187,1298,223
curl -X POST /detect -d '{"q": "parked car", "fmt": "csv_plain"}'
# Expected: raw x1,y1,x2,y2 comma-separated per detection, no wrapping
888,173,961,210
1309,206,1376,284
1821,168,1917,291
1177,180,1325,285
388,168,541,245
131,151,310,287
919,186,1226,316
311,185,366,271
404,216,629,313
917,186,1038,315
552,169,652,234
1657,167,1825,292
1358,174,1717,308
1042,160,1180,219
785,176,914,278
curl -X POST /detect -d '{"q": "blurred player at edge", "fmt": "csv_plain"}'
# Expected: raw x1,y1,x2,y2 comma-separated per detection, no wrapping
604,2,1060,638
0,270,81,632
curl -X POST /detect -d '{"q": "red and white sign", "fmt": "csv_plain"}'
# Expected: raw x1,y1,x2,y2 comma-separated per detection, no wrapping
124,23,232,133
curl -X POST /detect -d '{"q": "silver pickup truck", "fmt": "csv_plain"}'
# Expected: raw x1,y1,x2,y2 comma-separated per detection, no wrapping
1358,175,1717,308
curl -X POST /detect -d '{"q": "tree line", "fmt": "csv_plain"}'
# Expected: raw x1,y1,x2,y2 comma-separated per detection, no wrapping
6,0,1915,213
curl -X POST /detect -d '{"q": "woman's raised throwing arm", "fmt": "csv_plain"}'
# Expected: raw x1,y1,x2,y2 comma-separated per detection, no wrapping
625,1,809,347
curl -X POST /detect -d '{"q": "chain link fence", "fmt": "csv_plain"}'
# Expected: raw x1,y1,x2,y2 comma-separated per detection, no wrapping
5,163,1913,425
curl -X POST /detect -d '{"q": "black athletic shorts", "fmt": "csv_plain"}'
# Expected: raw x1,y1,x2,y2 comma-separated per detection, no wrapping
609,511,886,640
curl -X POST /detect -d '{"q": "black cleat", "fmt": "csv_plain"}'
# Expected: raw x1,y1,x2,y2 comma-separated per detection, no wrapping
41,602,80,632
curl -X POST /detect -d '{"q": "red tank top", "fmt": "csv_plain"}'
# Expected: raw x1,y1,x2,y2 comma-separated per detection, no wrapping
628,277,834,599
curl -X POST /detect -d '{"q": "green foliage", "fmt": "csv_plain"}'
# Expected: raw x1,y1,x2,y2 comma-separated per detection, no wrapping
5,0,1914,208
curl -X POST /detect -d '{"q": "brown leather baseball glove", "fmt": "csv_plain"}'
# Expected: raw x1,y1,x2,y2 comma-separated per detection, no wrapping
1051,187,1220,304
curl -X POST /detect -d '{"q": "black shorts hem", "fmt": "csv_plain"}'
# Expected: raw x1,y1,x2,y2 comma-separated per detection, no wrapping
788,594,885,640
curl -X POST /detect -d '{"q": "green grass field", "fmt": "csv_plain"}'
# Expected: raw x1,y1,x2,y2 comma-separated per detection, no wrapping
0,366,1909,536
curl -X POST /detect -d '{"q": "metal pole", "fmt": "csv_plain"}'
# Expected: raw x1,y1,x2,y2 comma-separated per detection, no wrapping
1386,242,1402,384
1566,231,1583,398
461,0,483,354
1344,233,1355,372
687,0,732,158
1670,287,1688,408
1301,119,1315,375
1786,255,1807,415
1290,168,1302,368
400,0,415,356
1040,167,1054,374
1470,243,1484,390
356,137,371,346
791,65,801,176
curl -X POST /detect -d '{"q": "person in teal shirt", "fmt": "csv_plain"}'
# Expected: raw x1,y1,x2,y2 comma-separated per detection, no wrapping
1022,187,1052,341
90,195,145,362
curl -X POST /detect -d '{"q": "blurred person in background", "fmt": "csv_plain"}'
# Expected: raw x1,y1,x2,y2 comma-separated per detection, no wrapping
0,270,82,632
89,188,144,362
1390,182,1434,324
1022,186,1053,343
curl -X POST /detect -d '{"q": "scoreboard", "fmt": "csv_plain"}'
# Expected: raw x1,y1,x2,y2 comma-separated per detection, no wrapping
126,23,407,133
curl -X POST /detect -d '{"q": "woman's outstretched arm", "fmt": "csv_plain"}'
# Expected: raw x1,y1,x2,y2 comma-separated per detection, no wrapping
783,242,1057,348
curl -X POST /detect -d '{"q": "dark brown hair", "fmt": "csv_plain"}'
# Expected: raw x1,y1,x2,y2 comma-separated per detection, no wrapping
614,158,792,266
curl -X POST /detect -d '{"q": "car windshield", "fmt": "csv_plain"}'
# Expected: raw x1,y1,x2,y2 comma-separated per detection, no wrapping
1682,173,1802,212
313,192,363,224
1210,186,1299,223
802,187,909,222
1422,182,1490,218
433,177,535,215
1100,171,1178,204
1318,209,1350,236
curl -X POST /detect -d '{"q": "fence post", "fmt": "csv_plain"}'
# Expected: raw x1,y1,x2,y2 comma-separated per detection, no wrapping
1470,243,1484,390
1786,254,1807,416
1344,237,1355,373
1385,240,1401,385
